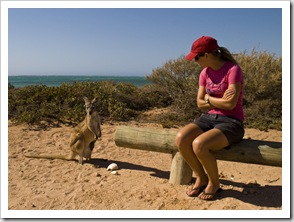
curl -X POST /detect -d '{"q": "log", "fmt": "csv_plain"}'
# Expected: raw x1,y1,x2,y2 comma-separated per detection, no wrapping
115,126,177,154
115,126,282,167
115,126,282,185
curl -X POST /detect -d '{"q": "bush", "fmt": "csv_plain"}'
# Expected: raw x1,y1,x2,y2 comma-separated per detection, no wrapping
8,81,169,125
236,49,282,130
8,50,282,131
8,83,15,89
147,51,282,130
147,55,203,124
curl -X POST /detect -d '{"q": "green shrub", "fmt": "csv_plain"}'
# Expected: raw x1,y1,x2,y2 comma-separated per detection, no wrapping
236,49,282,130
8,81,167,125
147,55,203,123
147,51,282,131
8,50,282,131
8,83,15,89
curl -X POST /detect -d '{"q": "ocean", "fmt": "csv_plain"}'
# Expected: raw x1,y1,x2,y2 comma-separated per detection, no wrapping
8,75,151,88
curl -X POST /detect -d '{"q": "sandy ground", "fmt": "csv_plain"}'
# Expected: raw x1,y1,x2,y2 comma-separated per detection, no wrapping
7,112,283,216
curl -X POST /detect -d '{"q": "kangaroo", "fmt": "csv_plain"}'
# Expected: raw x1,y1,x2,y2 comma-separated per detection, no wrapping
25,97,102,165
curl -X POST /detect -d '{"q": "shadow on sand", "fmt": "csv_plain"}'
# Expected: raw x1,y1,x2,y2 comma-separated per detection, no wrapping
218,179,282,208
88,157,170,180
88,158,281,208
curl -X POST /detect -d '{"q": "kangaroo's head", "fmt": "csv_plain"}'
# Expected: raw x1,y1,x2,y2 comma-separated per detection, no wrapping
83,97,102,139
83,97,98,115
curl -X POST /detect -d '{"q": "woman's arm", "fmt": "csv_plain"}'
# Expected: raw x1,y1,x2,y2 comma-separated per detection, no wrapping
204,83,241,110
197,86,215,112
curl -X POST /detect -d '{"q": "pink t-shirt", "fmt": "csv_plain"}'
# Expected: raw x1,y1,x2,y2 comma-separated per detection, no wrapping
199,61,244,121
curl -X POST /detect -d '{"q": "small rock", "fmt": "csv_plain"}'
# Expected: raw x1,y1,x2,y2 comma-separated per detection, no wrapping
107,163,118,171
219,172,225,178
110,170,119,175
243,136,252,140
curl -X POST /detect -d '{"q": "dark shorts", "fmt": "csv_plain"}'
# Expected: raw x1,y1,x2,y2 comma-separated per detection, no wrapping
193,113,245,146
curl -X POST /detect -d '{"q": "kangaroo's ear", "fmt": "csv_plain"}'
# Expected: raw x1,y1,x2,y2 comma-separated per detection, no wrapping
91,97,98,104
83,97,90,103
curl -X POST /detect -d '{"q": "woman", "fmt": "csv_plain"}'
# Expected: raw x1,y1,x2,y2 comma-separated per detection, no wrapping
175,36,245,201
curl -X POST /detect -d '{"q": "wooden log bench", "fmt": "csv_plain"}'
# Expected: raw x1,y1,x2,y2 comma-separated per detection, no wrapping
114,126,282,185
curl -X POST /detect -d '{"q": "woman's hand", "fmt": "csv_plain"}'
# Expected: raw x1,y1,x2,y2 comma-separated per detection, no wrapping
204,94,210,102
223,88,236,100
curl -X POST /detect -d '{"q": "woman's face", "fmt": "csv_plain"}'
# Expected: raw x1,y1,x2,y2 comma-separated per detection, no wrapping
194,53,208,68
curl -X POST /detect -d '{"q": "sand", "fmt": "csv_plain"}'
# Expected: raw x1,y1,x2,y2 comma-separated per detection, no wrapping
7,113,283,217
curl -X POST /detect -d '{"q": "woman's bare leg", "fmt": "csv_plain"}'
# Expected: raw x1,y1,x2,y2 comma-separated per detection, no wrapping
175,123,208,192
192,128,229,200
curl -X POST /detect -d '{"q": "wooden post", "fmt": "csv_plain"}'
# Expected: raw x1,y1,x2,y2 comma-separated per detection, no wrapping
169,152,193,185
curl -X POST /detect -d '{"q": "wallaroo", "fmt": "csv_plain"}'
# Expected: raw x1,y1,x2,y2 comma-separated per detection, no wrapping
25,97,102,165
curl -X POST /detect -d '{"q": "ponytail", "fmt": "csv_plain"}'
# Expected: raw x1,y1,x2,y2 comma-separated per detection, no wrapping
218,47,238,64
211,47,238,64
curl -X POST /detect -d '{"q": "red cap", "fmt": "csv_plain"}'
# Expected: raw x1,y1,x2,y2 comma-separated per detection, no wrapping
186,36,219,60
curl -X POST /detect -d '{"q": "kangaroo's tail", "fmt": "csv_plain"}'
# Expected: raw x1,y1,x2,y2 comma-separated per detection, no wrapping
24,154,76,161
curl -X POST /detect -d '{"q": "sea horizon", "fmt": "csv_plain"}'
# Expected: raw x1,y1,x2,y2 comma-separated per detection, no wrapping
8,75,151,88
8,73,147,76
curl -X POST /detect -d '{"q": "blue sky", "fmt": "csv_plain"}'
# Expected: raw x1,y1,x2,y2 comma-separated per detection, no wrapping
8,6,283,76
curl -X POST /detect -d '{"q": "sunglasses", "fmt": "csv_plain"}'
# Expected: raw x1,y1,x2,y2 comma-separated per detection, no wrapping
194,53,205,61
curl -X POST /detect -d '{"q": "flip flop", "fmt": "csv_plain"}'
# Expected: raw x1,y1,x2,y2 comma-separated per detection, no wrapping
186,185,207,197
198,187,223,201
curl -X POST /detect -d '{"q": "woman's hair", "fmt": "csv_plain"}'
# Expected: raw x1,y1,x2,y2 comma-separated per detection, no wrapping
212,47,238,64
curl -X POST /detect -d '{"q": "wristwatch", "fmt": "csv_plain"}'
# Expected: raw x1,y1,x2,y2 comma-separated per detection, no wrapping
205,96,210,104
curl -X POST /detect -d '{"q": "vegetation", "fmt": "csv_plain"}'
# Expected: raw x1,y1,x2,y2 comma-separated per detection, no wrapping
236,49,282,130
8,81,170,125
8,49,281,131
